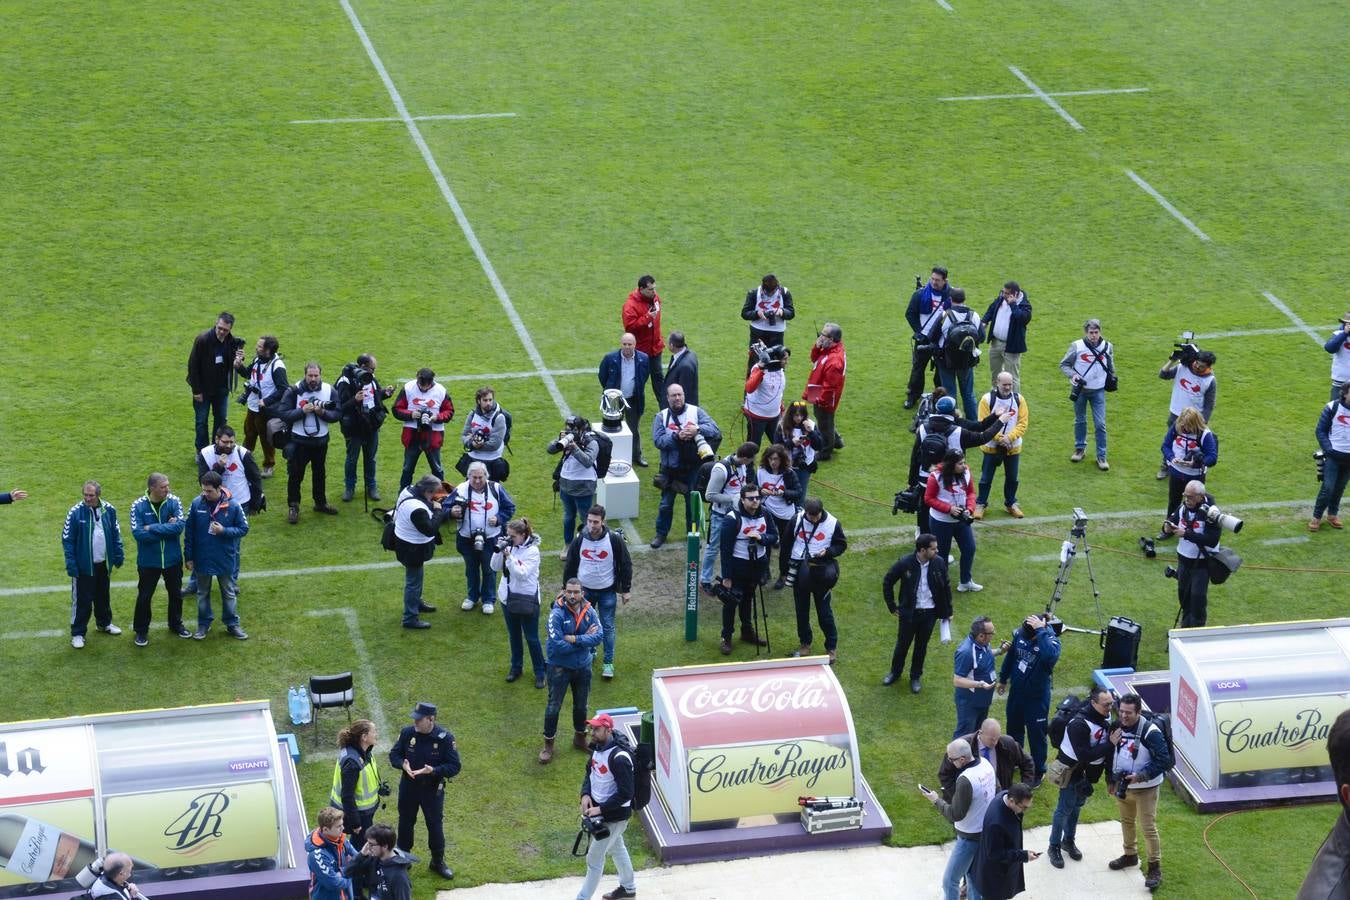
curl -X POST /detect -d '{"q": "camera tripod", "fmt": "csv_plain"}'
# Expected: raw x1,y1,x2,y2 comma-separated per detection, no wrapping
751,581,772,656
1045,511,1107,637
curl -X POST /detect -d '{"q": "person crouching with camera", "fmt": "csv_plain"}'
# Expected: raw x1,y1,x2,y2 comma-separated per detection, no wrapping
1162,480,1223,627
925,449,981,593
576,712,638,900
1158,408,1217,538
1106,693,1173,892
448,461,517,614
1312,381,1350,531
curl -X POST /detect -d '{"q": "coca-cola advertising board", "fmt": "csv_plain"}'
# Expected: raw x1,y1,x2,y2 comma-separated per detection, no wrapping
652,658,862,830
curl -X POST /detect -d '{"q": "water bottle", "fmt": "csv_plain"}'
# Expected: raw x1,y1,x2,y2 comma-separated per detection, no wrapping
297,687,313,725
287,686,301,725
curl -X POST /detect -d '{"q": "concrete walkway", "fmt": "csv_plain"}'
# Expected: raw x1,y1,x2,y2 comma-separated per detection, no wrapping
440,820,1156,898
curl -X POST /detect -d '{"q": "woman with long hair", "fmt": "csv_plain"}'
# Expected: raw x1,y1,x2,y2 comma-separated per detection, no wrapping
772,400,824,500
490,516,545,687
757,443,802,589
1159,406,1217,536
924,449,980,592
330,718,380,848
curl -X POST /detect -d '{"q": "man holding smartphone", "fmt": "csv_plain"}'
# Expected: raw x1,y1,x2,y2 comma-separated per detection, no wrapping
973,783,1041,900
921,738,997,900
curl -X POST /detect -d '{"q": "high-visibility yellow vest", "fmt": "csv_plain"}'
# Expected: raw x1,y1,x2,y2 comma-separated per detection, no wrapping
329,746,380,811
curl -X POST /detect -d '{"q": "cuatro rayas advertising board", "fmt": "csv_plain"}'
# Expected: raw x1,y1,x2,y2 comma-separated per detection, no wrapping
652,658,862,830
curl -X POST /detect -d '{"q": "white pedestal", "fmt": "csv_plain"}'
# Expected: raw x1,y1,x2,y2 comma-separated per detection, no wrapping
600,421,633,465
596,467,640,520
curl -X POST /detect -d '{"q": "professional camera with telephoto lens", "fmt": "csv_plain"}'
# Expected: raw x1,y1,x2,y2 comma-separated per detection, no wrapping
749,340,788,368
783,557,801,588
892,485,922,515
471,529,487,552
1069,379,1083,402
580,815,610,839
693,433,715,461
1163,565,1178,580
1197,503,1243,533
350,365,374,386
494,533,510,553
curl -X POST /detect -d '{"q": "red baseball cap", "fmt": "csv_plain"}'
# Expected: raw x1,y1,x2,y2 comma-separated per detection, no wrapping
586,713,614,729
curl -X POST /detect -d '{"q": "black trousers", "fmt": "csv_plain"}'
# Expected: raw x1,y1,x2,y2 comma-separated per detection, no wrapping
1177,555,1210,627
907,345,938,401
287,438,330,506
397,783,445,857
70,562,112,637
890,608,938,679
647,354,666,410
135,564,185,634
623,398,644,462
746,416,773,447
721,572,761,640
793,563,839,650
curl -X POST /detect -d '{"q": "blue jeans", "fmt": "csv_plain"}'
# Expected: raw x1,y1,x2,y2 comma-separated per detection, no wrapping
1315,453,1350,517
561,491,595,546
977,452,1020,507
400,440,443,490
943,834,984,900
699,512,726,586
193,391,230,453
504,608,545,675
1073,387,1108,459
544,663,592,738
457,535,497,605
1050,781,1091,846
195,573,239,630
937,364,977,420
654,484,694,539
185,545,241,598
344,431,379,493
795,468,812,503
402,561,423,624
931,518,976,584
585,589,618,664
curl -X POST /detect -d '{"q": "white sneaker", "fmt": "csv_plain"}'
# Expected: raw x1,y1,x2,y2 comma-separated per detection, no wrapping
71,635,85,649
460,598,476,611
481,603,495,615
98,623,123,636
958,581,984,593
948,555,956,565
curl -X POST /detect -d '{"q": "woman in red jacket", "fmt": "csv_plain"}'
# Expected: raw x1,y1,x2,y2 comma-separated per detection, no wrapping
924,449,981,592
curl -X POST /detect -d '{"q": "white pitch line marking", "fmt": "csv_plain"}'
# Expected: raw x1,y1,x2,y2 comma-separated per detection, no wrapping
1007,66,1083,131
1261,291,1323,345
1261,536,1310,546
290,112,517,125
935,0,953,10
439,367,593,383
939,87,1148,102
305,607,392,752
1025,554,1062,563
338,0,569,418
1193,326,1310,340
1124,169,1211,242
1,629,65,640
621,519,644,546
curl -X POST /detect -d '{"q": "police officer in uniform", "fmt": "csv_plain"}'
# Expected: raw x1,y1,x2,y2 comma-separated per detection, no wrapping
388,702,461,880
997,613,1062,785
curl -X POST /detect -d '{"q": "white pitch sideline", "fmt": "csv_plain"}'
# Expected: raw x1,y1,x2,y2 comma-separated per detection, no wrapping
290,112,517,125
939,86,1148,102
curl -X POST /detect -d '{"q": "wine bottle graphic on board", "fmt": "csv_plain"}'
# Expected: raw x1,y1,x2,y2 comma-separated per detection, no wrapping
0,813,97,882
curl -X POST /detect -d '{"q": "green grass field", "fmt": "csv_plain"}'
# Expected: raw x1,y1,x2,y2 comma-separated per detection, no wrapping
4,1,1349,896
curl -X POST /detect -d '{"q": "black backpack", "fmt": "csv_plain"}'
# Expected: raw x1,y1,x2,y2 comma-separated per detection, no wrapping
1047,694,1088,747
695,456,736,503
590,430,613,478
919,422,953,469
942,309,981,369
1140,712,1177,772
613,732,653,812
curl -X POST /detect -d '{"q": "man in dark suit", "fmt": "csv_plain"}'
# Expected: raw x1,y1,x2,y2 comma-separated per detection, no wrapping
938,718,1035,801
664,331,699,407
974,784,1040,900
881,532,952,692
598,333,651,467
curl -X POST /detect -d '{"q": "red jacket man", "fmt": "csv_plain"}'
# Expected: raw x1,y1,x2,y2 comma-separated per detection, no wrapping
621,274,667,409
803,322,846,460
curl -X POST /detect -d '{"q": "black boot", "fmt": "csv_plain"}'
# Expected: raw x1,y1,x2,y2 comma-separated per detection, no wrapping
430,856,454,880
1047,844,1064,869
1062,838,1083,861
1144,860,1162,892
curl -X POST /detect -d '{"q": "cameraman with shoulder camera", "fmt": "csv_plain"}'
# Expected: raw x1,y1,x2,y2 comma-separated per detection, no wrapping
717,483,777,655
236,334,287,477
882,533,952,692
742,343,790,447
549,415,601,550
906,267,952,409
1059,318,1115,470
393,368,455,491
456,386,509,482
1047,687,1115,869
997,614,1061,784
649,383,721,549
785,497,847,664
449,461,517,615
576,712,638,900
335,354,396,503
742,273,795,350
1107,693,1173,892
1157,338,1217,479
1312,381,1350,531
279,362,343,524
1160,407,1218,531
391,475,453,629
187,311,243,452
1162,480,1224,627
